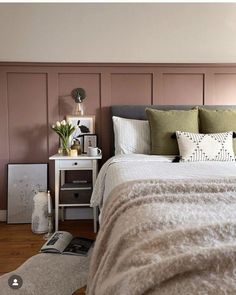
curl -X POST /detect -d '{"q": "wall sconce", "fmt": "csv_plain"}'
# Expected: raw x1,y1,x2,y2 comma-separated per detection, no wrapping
71,88,86,115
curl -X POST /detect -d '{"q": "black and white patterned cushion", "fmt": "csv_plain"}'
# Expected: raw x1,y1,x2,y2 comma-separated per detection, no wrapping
176,131,235,162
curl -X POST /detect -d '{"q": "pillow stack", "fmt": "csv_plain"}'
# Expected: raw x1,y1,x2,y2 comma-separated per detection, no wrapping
145,108,199,155
176,131,235,162
145,107,236,162
112,107,236,162
199,108,236,154
112,116,150,155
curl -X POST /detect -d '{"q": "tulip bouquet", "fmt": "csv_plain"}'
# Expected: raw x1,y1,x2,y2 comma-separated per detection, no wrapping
51,120,76,155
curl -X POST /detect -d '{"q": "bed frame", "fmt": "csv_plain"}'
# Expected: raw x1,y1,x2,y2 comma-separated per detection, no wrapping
111,105,236,120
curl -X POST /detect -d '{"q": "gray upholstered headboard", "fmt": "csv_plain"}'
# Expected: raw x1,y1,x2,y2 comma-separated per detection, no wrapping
111,105,236,120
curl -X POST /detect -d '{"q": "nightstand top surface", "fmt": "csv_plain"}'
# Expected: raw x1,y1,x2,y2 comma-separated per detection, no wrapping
49,154,102,160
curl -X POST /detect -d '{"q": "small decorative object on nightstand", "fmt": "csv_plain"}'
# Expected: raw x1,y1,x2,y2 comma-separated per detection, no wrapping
83,134,97,154
49,153,102,233
51,120,77,156
71,139,82,155
88,147,102,157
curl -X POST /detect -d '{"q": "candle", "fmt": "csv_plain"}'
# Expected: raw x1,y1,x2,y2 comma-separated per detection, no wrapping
70,149,78,157
47,191,52,214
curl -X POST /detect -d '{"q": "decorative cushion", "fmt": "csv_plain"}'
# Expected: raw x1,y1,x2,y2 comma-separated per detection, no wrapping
176,131,235,162
145,108,199,155
199,108,236,154
112,116,150,155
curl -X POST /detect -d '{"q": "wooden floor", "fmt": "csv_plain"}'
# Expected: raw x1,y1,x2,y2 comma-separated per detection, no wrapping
0,220,96,294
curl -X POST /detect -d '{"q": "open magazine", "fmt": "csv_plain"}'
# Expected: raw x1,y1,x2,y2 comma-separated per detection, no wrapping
40,231,94,256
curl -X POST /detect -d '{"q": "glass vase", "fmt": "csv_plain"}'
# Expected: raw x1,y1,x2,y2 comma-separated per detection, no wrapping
58,138,71,156
74,102,85,116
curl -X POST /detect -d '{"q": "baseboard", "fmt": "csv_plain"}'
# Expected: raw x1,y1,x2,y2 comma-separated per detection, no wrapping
0,209,92,222
0,210,7,221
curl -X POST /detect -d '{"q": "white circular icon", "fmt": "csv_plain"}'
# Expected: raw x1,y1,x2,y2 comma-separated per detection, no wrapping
8,275,23,289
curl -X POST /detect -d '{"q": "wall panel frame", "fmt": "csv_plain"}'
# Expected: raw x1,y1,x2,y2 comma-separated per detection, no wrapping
1,62,236,210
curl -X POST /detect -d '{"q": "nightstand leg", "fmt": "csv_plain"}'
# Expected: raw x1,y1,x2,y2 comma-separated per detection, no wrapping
60,171,65,223
61,207,65,222
55,161,59,231
60,170,65,186
93,206,98,233
92,160,98,233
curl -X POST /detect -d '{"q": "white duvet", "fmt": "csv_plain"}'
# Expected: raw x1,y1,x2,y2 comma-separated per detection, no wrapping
90,154,236,211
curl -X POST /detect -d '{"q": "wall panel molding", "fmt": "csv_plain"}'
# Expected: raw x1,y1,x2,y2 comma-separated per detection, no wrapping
7,72,48,163
0,210,6,222
160,73,204,105
111,73,153,105
1,62,236,209
0,70,9,209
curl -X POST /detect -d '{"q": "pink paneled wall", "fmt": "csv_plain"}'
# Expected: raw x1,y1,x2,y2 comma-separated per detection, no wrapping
8,73,48,163
1,62,236,210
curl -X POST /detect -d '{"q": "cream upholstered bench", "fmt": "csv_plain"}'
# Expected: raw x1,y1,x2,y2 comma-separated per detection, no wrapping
0,252,91,295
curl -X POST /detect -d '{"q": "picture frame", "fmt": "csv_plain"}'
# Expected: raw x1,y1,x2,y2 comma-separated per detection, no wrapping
83,134,97,154
7,163,48,223
66,115,95,149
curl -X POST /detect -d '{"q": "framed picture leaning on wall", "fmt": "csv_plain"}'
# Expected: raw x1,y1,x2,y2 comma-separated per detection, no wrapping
66,115,95,150
83,134,97,154
7,163,48,223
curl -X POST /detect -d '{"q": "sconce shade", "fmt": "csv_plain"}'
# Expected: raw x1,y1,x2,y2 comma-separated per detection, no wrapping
71,88,86,103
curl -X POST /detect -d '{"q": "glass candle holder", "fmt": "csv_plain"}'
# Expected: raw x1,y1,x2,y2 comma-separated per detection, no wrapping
43,213,54,240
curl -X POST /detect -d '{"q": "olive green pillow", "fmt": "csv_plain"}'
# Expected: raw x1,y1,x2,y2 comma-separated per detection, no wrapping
199,108,236,154
146,108,199,155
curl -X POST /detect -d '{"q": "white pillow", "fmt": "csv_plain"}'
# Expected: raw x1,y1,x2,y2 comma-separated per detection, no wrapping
112,116,150,155
176,131,235,162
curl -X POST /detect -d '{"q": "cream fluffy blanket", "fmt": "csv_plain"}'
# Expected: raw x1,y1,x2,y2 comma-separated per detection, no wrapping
87,178,236,295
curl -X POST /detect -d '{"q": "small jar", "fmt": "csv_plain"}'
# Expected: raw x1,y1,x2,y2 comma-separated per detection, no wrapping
70,149,78,157
71,139,82,155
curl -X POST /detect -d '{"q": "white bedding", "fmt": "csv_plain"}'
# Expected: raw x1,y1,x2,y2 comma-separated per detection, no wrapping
90,154,236,212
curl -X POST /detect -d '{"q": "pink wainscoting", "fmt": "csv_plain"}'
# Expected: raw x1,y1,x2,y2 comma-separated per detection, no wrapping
214,74,236,104
7,73,48,163
111,73,153,105
161,74,204,105
1,62,236,209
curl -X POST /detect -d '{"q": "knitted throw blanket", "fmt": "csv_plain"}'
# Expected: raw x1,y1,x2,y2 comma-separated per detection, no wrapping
87,178,236,295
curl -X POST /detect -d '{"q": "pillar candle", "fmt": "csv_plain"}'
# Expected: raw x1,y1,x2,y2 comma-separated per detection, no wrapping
47,191,52,214
70,149,78,157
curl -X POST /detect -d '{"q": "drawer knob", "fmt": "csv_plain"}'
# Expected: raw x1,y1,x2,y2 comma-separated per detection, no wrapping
74,193,79,198
73,162,78,166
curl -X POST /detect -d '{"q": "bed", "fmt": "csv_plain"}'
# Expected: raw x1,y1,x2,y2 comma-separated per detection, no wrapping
87,105,236,295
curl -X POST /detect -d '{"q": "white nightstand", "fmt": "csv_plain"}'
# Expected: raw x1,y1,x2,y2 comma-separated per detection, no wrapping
49,154,102,233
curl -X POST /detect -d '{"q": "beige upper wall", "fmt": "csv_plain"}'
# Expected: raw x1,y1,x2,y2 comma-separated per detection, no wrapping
0,3,236,63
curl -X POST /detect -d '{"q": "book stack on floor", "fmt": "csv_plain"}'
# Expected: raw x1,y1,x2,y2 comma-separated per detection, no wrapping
40,231,94,256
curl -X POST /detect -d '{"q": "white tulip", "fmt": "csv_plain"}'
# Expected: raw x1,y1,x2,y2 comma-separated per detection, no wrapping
61,120,66,126
56,121,61,127
52,124,55,128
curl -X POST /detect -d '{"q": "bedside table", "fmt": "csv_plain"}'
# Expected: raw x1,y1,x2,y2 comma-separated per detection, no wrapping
49,154,102,233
